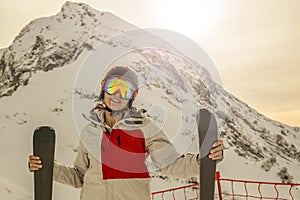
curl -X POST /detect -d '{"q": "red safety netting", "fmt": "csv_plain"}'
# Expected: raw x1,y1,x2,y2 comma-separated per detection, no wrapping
151,171,300,200
151,183,199,200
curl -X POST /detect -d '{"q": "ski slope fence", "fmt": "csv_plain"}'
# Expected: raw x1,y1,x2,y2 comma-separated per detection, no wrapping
151,171,300,200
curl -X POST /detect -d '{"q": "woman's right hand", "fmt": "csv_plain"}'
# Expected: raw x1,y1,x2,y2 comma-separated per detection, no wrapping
28,155,43,171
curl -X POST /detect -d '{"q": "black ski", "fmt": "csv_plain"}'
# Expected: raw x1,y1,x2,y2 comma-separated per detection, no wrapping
33,126,56,200
197,109,218,200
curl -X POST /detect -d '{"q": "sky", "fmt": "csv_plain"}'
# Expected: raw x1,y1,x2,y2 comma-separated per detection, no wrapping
0,0,299,126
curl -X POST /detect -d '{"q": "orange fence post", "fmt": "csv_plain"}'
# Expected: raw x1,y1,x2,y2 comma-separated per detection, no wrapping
216,171,223,200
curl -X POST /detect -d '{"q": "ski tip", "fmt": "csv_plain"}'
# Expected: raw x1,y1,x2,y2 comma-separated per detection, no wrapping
199,108,212,116
34,126,55,133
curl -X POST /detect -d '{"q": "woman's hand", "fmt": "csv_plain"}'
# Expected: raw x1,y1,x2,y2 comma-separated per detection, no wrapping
208,140,223,161
28,155,43,171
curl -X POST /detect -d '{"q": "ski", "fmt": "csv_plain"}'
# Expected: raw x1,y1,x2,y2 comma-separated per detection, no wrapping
33,126,56,200
197,109,218,200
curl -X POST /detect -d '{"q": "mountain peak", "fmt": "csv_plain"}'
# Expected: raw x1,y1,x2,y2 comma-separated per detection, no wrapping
60,1,101,19
0,1,137,99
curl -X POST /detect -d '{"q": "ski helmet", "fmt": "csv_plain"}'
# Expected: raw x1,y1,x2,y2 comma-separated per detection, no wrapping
103,66,138,89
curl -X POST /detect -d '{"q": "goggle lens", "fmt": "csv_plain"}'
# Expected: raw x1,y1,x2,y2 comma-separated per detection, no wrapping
103,77,136,100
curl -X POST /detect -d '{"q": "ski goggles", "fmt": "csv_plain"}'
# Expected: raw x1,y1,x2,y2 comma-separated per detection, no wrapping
103,76,136,100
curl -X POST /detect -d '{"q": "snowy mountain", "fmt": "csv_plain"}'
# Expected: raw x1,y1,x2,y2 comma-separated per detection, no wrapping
0,1,299,199
0,1,138,98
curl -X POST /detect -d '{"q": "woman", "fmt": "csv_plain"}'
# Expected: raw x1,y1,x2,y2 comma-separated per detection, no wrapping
29,66,223,200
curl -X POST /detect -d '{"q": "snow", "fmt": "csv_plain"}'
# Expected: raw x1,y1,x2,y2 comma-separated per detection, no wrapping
0,55,85,199
0,1,299,200
0,48,6,57
0,177,31,200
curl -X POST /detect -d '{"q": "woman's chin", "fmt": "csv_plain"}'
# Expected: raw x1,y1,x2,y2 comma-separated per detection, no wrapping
108,102,124,111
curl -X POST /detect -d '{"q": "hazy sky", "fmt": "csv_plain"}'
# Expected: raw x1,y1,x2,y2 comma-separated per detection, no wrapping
0,0,299,126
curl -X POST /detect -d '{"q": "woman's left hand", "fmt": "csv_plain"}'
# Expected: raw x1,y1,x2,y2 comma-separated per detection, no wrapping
208,140,223,161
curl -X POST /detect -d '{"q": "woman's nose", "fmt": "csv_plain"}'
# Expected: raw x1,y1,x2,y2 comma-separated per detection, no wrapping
112,91,122,98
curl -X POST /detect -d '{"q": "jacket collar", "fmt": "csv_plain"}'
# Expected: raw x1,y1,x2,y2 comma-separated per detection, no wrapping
82,107,146,129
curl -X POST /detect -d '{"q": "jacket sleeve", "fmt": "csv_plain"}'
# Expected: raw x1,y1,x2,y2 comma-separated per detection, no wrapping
145,126,199,179
53,141,89,188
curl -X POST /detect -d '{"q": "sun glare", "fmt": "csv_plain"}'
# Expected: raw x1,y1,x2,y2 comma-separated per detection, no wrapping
153,0,220,37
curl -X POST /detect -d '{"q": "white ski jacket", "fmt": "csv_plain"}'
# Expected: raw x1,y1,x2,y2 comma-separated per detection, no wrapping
53,108,200,200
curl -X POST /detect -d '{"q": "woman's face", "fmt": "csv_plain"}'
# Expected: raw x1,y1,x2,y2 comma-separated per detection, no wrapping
103,91,129,111
102,77,138,111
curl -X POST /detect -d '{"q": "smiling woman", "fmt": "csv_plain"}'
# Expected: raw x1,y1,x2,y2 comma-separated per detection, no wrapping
153,0,221,37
